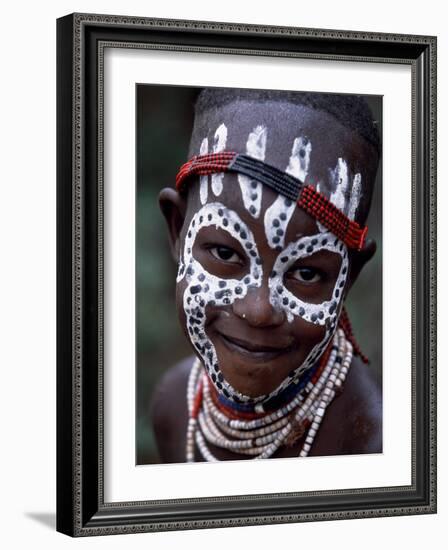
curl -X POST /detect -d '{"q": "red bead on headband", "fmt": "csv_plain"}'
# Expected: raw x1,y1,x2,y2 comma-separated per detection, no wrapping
176,151,368,251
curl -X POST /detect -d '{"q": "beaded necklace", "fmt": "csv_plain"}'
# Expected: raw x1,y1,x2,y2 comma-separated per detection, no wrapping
186,327,353,462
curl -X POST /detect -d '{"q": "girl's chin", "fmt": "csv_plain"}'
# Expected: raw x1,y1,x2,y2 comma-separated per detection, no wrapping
202,332,311,398
216,353,299,399
218,375,277,400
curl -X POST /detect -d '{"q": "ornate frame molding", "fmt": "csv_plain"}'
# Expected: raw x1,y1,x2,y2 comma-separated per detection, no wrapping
56,13,436,536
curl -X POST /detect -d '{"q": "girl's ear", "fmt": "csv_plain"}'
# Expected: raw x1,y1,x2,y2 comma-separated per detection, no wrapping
346,238,377,292
159,188,187,261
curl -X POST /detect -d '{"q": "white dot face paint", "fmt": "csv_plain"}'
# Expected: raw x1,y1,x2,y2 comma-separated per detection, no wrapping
178,130,355,405
269,233,348,326
266,232,349,394
238,125,267,218
211,123,227,196
178,202,263,403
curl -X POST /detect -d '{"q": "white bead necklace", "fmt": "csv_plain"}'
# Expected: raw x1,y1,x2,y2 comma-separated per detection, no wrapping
186,328,353,462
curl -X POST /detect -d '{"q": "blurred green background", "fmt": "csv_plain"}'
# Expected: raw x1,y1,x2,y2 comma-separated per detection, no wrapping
136,85,382,465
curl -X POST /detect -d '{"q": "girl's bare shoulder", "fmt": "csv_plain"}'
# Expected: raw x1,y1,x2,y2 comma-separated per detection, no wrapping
312,355,383,456
149,356,196,463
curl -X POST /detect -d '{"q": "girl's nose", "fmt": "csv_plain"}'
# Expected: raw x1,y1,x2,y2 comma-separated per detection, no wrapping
232,283,285,327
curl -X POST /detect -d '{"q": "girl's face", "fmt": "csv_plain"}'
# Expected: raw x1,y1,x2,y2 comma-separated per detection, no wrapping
163,104,377,404
175,178,349,403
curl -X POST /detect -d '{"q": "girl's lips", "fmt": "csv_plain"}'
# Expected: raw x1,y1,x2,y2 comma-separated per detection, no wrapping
217,332,293,361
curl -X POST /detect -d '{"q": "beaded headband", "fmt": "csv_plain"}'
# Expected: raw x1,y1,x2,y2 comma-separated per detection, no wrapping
176,151,368,251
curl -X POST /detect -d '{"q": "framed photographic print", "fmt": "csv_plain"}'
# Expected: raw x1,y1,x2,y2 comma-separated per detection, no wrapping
56,13,436,536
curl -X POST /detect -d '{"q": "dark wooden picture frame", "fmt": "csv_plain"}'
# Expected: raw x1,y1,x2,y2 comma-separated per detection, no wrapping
56,13,437,536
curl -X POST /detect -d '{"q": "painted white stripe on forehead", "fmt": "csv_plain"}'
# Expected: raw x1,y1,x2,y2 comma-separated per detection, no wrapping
286,136,312,182
211,123,227,196
315,161,363,231
247,125,267,160
347,172,362,221
329,158,349,212
264,136,311,249
238,125,267,218
199,137,209,205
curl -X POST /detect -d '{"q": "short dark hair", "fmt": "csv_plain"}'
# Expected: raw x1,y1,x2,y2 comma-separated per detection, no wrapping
195,87,380,156
185,86,381,226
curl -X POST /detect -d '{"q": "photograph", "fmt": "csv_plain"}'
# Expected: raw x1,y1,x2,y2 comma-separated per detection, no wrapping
1,0,445,548
55,11,436,536
136,85,383,465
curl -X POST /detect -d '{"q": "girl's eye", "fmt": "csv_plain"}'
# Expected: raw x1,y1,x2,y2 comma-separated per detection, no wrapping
290,267,321,283
209,245,242,264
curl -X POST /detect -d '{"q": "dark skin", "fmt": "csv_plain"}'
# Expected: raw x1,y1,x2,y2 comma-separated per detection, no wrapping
151,354,382,463
150,102,382,462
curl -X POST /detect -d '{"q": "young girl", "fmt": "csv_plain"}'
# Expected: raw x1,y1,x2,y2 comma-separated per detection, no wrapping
151,88,382,463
